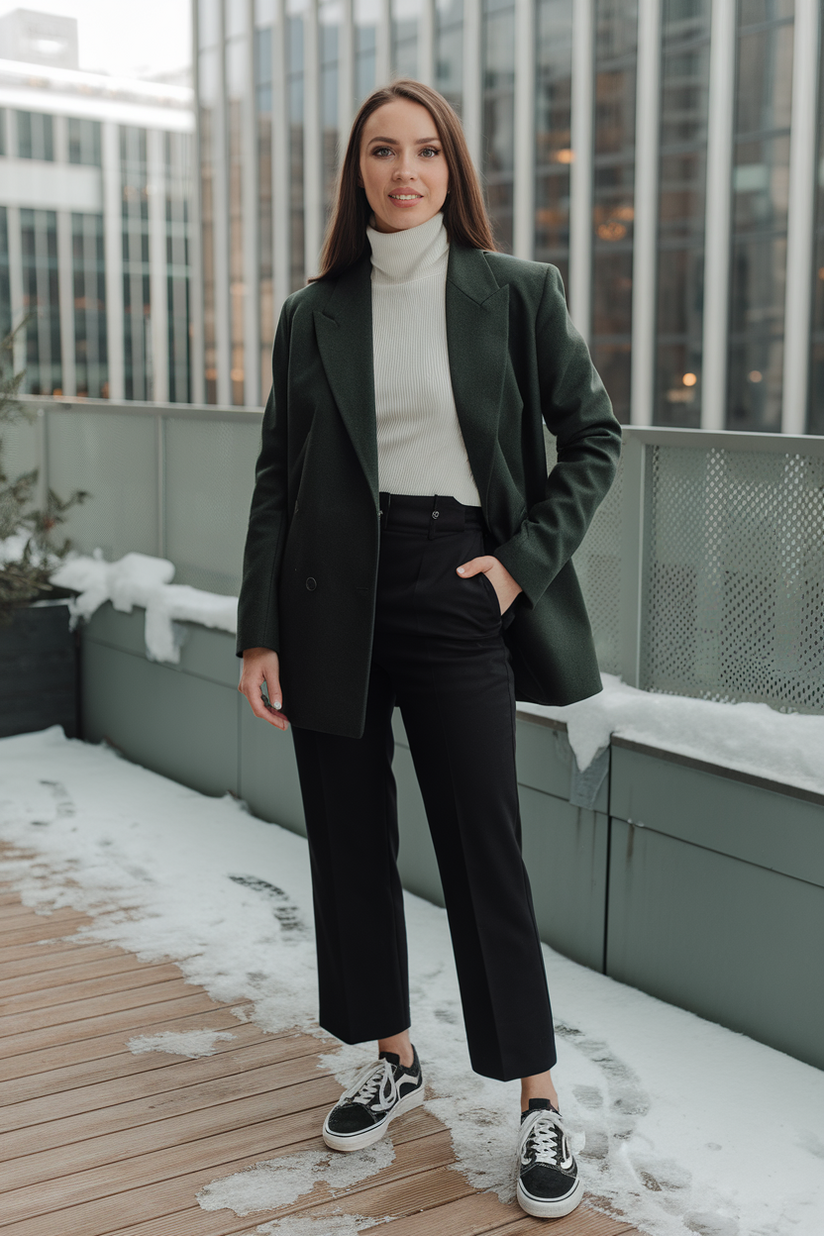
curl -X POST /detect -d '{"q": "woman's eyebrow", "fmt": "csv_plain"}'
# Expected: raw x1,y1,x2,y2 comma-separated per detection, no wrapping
367,136,441,145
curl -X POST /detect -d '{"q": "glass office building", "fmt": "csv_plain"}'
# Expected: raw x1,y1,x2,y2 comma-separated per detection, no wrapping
0,32,196,403
196,0,822,432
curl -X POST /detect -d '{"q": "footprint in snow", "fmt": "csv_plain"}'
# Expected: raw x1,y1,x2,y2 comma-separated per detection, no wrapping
229,875,306,937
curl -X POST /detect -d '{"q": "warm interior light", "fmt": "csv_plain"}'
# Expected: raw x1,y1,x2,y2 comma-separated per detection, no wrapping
596,221,627,241
682,372,697,387
554,148,574,164
748,370,763,383
230,368,245,382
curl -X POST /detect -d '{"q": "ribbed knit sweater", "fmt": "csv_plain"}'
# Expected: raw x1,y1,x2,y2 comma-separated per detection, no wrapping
367,212,482,506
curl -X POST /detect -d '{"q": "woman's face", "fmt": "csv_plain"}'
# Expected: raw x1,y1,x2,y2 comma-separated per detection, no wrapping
358,98,450,234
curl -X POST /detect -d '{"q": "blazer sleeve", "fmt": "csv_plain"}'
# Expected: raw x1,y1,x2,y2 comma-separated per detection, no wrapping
493,265,622,609
235,306,291,656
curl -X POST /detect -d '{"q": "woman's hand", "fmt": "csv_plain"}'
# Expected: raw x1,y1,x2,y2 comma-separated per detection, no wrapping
239,647,289,731
456,556,523,614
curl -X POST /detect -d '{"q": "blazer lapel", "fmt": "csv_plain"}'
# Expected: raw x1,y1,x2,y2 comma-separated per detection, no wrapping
313,255,379,504
445,246,509,508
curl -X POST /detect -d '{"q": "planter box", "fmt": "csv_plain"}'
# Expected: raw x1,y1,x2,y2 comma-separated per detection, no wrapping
0,599,79,739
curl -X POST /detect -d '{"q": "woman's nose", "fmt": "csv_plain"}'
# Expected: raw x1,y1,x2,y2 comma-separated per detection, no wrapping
394,154,416,179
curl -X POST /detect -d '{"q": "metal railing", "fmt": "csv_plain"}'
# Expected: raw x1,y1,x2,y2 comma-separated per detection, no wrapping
10,397,824,714
575,426,824,713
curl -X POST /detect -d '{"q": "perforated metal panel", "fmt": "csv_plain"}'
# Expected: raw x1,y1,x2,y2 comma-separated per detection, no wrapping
642,445,824,713
574,452,624,676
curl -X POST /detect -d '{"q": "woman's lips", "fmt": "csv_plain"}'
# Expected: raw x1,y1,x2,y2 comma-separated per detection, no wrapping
389,193,423,203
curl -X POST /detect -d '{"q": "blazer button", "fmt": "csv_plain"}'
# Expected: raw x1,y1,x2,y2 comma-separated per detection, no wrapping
306,577,317,591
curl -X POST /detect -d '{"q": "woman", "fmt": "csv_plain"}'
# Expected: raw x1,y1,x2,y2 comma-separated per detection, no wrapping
238,79,621,1219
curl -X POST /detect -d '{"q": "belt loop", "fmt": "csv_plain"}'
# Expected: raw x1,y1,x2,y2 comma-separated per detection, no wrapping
428,495,440,539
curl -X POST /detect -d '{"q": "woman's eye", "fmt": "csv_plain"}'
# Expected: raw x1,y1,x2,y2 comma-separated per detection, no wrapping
420,147,439,158
373,147,393,157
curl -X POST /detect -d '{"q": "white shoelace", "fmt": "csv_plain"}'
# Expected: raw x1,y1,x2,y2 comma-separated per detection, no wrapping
339,1058,397,1115
521,1109,569,1168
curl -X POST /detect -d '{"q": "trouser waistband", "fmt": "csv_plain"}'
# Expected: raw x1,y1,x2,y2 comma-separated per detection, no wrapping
378,492,485,537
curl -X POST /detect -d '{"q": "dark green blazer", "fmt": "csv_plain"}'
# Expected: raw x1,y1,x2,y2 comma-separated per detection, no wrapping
237,242,622,738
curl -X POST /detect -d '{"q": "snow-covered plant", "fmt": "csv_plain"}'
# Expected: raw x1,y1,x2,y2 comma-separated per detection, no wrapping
0,327,89,625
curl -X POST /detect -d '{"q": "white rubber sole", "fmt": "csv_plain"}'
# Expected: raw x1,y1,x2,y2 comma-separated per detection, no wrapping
516,1172,584,1219
322,1085,425,1152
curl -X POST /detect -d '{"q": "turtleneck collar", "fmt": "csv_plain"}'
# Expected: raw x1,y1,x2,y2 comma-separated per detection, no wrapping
367,211,449,283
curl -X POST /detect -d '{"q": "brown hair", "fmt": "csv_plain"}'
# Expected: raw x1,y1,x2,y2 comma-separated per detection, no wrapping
312,79,497,281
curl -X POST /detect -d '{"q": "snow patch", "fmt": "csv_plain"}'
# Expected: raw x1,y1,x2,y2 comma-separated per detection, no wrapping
521,673,824,798
196,1143,395,1216
50,549,237,662
126,1029,236,1058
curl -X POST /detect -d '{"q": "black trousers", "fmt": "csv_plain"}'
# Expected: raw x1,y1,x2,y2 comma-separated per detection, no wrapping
291,494,556,1082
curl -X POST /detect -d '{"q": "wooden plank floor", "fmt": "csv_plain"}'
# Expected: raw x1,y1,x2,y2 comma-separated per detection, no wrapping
0,887,644,1236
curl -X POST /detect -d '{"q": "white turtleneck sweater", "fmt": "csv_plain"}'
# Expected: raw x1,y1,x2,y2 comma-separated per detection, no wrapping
366,212,482,507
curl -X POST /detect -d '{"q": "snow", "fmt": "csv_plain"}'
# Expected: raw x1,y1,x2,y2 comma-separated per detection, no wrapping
1,726,823,1236
521,674,824,798
127,1029,236,1058
49,550,238,663
197,1144,395,1216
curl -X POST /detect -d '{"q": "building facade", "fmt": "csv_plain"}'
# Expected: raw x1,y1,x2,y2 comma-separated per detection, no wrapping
0,18,197,403
195,0,823,432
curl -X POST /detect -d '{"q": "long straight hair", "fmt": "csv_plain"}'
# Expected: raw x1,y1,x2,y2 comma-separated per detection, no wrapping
312,79,497,281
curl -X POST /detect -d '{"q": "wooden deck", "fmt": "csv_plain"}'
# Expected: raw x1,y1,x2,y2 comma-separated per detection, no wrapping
0,887,644,1236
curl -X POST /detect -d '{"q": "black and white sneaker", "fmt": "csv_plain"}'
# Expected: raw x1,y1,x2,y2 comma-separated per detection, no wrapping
322,1047,425,1152
516,1098,583,1218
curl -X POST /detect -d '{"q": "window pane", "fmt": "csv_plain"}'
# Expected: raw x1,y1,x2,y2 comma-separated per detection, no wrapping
166,132,192,404
653,0,710,427
320,0,341,222
288,13,306,292
256,26,274,398
355,0,379,105
0,207,12,342
227,36,247,405
17,110,54,161
482,0,516,253
120,126,151,402
435,0,463,115
535,0,573,281
68,117,102,167
591,0,637,424
20,208,61,394
199,48,218,404
726,9,794,430
72,212,107,398
393,0,421,78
